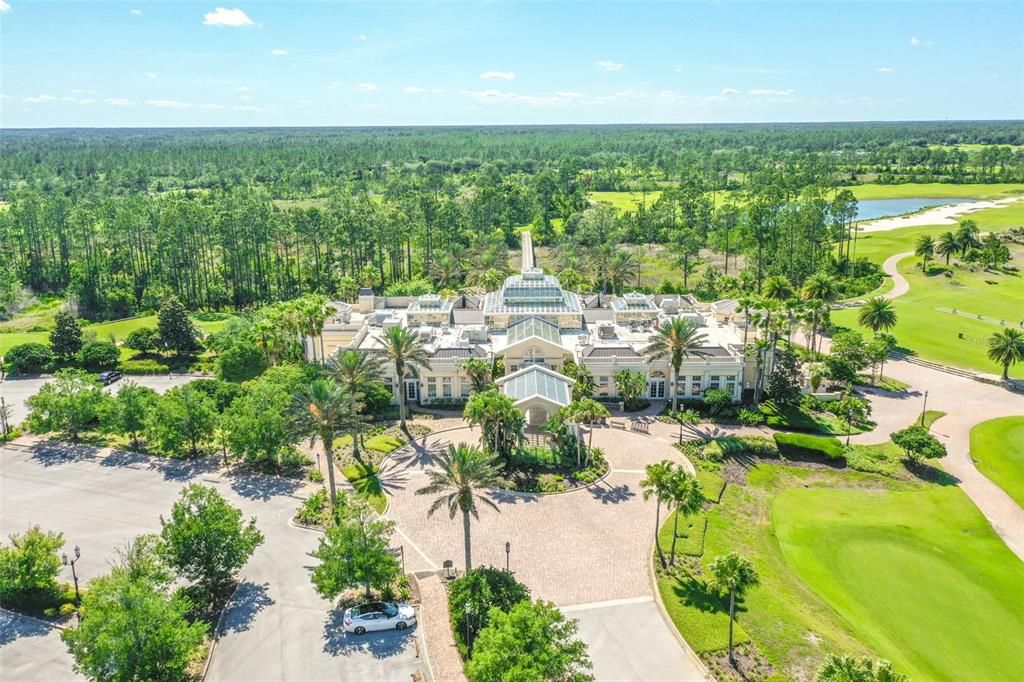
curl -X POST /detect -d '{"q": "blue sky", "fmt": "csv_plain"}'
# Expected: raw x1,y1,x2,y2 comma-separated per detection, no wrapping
1,1,1021,127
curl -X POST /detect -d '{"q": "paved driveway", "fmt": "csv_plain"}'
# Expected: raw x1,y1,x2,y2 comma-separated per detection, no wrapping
0,373,197,426
381,426,707,681
0,610,83,681
0,442,426,682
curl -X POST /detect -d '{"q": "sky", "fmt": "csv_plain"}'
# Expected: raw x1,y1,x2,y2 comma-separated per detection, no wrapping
1,1,1022,128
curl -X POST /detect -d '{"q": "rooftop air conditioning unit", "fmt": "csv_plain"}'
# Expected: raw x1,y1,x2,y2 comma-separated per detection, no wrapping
661,298,679,314
597,322,616,340
463,327,489,343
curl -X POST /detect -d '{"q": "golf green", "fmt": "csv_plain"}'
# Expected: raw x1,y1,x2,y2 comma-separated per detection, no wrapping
970,416,1024,509
773,486,1024,681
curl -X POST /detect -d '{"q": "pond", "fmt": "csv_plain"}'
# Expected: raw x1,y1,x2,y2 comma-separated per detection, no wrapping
855,197,976,222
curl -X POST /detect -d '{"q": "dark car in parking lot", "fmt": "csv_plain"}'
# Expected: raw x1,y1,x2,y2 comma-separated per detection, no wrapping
98,370,122,386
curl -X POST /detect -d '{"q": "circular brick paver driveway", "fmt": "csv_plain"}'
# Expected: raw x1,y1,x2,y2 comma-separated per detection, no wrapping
381,425,692,606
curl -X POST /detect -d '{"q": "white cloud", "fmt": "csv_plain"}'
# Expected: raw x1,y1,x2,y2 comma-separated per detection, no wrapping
748,88,795,96
877,66,894,73
596,60,623,71
354,34,367,41
129,8,141,15
203,7,254,27
146,99,191,108
106,98,134,106
460,88,586,108
481,71,515,81
233,104,261,111
721,87,740,96
146,72,157,79
404,86,446,94
910,36,933,47
271,48,287,56
200,103,227,110
24,95,57,103
0,1,10,13
355,83,379,92
78,99,95,105
236,86,250,92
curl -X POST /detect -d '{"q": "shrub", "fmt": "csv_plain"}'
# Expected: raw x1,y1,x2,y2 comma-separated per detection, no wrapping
448,566,531,658
215,339,267,383
123,327,160,354
308,469,325,483
364,434,404,454
5,342,53,374
739,436,780,458
737,408,764,426
77,341,120,371
296,489,330,526
774,432,846,460
702,388,734,416
538,473,566,493
0,525,65,610
700,440,725,462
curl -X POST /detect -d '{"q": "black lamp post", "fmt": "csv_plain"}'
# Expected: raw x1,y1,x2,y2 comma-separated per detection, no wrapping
920,390,929,426
464,602,473,655
505,541,511,572
62,545,81,603
846,408,853,446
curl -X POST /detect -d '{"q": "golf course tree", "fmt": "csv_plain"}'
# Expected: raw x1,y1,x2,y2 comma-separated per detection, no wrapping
987,328,1024,380
98,382,158,447
159,484,264,598
144,384,217,457
640,460,676,569
956,220,982,256
857,297,897,335
310,499,401,600
463,389,525,462
866,333,898,384
708,552,760,668
0,525,67,612
416,443,503,573
49,310,83,362
157,296,200,355
646,317,709,413
25,369,107,441
890,425,947,466
465,600,593,681
381,325,431,429
815,654,908,682
289,377,363,505
667,469,705,566
62,535,207,682
915,234,935,272
935,231,960,265
448,567,531,658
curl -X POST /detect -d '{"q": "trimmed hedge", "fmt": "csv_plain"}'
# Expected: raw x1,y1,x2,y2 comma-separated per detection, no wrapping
773,432,846,460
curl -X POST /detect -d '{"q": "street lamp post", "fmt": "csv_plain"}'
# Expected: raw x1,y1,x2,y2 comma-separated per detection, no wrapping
920,390,929,426
846,408,853,447
62,545,82,603
505,541,510,572
464,603,473,655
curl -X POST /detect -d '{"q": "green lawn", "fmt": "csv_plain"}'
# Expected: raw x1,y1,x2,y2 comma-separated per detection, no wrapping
340,462,387,513
845,182,1024,201
970,416,1024,509
589,190,662,213
0,314,232,357
831,243,1024,379
773,485,1024,682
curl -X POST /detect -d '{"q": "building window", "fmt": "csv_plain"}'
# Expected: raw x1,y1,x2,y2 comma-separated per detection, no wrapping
598,376,609,396
460,381,471,398
690,375,702,396
710,375,721,390
725,375,737,395
442,376,452,398
427,378,437,399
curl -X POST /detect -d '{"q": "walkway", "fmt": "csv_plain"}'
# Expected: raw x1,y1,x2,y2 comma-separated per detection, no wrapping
880,251,912,300
380,426,707,681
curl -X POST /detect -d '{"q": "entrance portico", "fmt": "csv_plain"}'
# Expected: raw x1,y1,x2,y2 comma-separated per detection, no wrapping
496,365,574,425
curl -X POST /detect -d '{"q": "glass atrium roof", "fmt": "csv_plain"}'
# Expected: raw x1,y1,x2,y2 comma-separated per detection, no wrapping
507,316,562,346
500,366,572,407
482,269,583,315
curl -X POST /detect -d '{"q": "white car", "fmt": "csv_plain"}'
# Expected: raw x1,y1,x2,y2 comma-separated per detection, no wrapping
343,601,417,634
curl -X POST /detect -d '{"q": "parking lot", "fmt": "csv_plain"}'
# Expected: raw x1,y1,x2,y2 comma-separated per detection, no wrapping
0,442,427,682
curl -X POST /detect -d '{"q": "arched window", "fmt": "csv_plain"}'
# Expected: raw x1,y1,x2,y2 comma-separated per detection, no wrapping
523,346,545,366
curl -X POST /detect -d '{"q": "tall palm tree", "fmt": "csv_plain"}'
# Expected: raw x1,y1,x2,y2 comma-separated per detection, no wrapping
609,250,639,295
381,326,431,429
988,328,1024,380
915,235,935,272
289,379,362,505
460,358,494,393
328,349,384,461
800,272,837,352
935,231,960,265
667,469,704,566
761,275,794,303
857,297,898,334
416,444,503,573
708,552,759,667
956,219,981,256
640,460,675,569
646,318,709,412
564,397,610,449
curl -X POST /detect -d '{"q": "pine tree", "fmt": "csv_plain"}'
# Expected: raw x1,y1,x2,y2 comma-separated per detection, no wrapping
157,297,199,355
49,310,83,361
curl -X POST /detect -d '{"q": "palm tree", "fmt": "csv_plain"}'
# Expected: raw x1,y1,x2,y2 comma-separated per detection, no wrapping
761,275,794,302
915,235,935,272
381,326,431,429
416,444,503,573
646,318,709,412
430,251,465,289
708,552,760,667
463,389,524,462
857,297,897,334
988,328,1024,380
667,469,704,566
957,219,981,256
328,349,384,461
935,231,960,265
564,397,610,449
609,250,639,294
460,358,494,393
562,362,595,401
640,460,675,569
289,379,362,505
801,272,837,353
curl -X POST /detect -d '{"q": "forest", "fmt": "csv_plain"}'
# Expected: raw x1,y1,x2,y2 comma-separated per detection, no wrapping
1,121,1023,320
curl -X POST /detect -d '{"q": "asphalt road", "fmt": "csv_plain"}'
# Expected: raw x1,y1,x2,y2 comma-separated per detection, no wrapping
0,442,426,682
0,373,197,427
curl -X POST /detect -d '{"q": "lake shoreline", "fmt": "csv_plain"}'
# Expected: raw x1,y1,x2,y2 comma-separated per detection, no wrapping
859,197,1022,233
